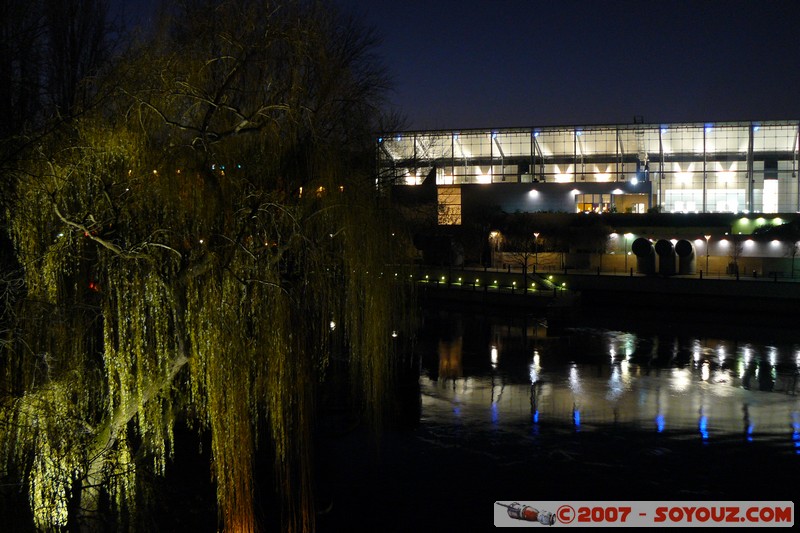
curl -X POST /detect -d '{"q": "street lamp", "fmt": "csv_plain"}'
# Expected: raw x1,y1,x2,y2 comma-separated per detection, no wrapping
489,231,500,268
704,234,711,275
623,233,633,272
533,232,540,265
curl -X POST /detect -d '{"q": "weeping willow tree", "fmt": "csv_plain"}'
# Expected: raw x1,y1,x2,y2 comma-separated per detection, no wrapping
0,1,413,531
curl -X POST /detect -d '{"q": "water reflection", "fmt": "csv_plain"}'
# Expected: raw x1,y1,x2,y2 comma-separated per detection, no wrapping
420,310,800,449
437,338,463,380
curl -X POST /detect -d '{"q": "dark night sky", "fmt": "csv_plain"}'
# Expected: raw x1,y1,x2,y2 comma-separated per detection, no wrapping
337,0,800,130
115,0,800,131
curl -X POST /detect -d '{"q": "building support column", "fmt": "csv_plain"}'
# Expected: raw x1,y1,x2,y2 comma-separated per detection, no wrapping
615,127,621,182
747,124,754,213
658,127,664,211
795,122,800,211
702,126,707,212
573,128,578,183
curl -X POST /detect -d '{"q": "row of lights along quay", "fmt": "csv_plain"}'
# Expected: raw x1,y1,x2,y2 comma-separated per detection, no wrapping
405,215,800,327
409,262,800,326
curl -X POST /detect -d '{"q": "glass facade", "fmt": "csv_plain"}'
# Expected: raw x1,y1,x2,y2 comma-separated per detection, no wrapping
379,120,800,217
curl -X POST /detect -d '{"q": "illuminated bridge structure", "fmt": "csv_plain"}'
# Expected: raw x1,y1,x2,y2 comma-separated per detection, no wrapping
378,120,800,224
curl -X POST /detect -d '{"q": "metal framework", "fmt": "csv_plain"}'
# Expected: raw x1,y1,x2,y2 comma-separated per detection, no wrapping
379,120,800,214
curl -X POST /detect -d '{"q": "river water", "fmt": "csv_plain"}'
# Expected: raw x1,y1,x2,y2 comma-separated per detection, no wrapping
318,304,800,531
418,307,800,447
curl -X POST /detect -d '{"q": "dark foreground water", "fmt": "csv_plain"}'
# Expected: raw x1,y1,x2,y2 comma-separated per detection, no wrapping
5,304,797,531
317,304,800,531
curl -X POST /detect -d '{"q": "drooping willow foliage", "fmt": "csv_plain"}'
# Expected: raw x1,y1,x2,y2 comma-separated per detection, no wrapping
0,1,413,531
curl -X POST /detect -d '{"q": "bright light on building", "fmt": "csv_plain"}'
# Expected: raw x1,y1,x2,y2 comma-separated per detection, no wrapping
380,121,799,216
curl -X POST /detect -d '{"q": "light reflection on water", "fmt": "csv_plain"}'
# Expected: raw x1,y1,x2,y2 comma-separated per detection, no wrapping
418,311,800,449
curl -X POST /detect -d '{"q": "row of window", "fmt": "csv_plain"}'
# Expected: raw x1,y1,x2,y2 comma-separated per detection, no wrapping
380,122,800,162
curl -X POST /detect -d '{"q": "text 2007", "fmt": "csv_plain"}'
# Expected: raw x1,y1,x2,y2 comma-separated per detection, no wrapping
577,506,633,523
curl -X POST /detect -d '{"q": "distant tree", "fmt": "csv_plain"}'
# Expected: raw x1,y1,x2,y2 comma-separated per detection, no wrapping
568,217,612,254
503,231,536,270
0,2,410,533
0,0,116,128
43,0,115,116
500,213,611,271
728,234,745,275
0,1,44,140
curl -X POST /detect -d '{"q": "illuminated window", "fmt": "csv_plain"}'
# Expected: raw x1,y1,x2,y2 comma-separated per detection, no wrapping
763,179,778,213
437,185,462,225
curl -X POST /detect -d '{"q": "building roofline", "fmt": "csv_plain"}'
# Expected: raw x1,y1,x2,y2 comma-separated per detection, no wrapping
379,119,800,138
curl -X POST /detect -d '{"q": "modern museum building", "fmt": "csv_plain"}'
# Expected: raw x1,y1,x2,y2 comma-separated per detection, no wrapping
378,120,800,225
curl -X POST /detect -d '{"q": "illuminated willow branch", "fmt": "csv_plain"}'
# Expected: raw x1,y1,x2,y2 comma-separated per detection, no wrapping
1,2,411,533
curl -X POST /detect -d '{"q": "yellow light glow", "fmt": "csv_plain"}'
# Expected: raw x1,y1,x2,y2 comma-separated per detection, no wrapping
554,164,574,183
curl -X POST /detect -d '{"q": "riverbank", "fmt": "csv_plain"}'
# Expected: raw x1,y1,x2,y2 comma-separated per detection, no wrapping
412,265,800,328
